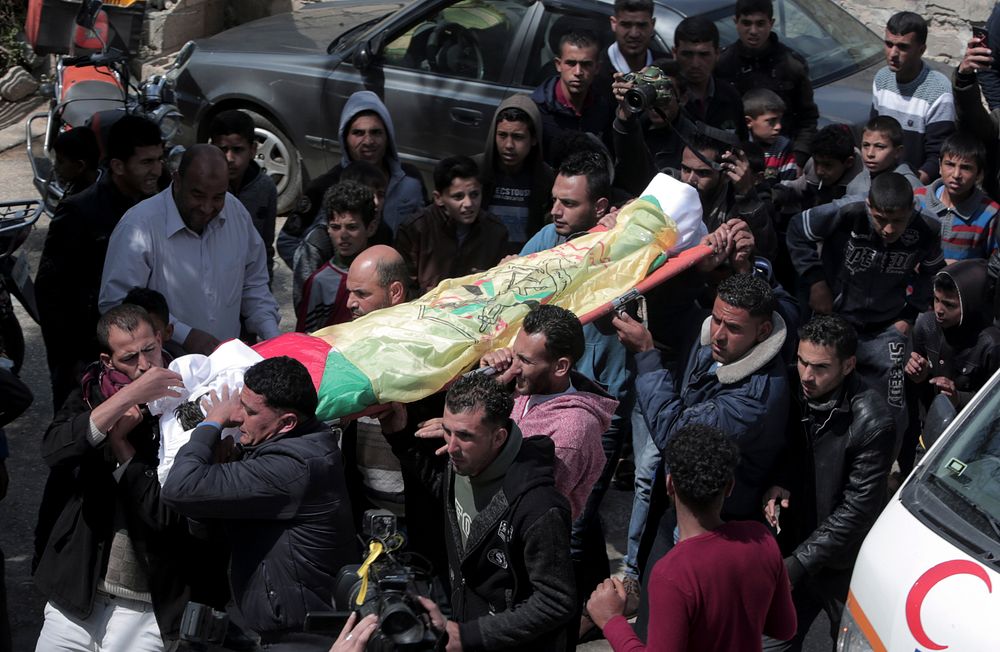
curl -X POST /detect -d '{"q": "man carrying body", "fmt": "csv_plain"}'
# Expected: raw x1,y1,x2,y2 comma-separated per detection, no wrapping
763,315,896,651
34,304,194,651
162,356,358,648
532,30,616,165
477,305,617,519
36,115,164,411
377,374,576,651
99,144,280,355
676,136,779,261
871,11,956,184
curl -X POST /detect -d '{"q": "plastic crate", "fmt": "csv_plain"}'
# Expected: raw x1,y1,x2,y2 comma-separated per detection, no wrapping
25,0,146,57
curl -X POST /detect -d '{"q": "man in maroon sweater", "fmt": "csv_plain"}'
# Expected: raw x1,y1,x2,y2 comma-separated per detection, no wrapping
586,423,795,651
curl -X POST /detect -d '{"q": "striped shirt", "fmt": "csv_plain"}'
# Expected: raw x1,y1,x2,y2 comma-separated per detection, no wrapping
871,63,956,179
295,260,352,332
760,135,797,184
915,181,999,260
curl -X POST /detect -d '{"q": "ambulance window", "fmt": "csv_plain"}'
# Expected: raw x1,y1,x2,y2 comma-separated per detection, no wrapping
922,395,1000,542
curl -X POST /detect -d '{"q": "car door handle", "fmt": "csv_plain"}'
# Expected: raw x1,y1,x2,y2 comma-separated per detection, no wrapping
450,108,482,127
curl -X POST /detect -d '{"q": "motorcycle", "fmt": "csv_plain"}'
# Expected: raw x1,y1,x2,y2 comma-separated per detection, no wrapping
0,200,43,376
25,0,183,215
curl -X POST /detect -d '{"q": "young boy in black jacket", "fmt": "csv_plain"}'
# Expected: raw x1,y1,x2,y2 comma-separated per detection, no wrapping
906,260,1000,411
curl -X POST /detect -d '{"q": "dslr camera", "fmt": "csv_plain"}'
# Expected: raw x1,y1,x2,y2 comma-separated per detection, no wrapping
308,510,440,651
622,65,675,113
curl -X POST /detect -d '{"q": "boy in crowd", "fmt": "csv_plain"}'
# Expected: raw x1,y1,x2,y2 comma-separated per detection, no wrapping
291,162,392,305
914,133,999,262
779,123,862,213
585,424,795,650
907,260,1000,410
474,95,554,253
716,0,818,167
788,172,945,434
846,115,923,196
53,127,100,197
209,110,278,278
396,156,508,293
743,88,797,183
296,181,377,332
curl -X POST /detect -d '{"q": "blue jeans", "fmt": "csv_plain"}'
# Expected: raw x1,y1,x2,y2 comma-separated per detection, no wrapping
623,401,662,579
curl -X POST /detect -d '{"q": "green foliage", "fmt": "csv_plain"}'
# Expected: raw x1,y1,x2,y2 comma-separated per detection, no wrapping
0,0,28,72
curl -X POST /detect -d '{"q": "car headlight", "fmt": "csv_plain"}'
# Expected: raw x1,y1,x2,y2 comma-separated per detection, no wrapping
148,105,183,142
836,608,876,652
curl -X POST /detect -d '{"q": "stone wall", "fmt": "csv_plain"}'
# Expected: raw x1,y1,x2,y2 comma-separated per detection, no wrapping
145,0,294,56
839,0,995,64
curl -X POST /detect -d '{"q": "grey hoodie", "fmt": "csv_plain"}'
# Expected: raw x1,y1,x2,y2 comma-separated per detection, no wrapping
337,91,426,234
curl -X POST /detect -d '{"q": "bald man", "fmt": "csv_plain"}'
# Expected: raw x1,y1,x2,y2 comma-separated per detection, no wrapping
100,144,280,354
345,244,410,318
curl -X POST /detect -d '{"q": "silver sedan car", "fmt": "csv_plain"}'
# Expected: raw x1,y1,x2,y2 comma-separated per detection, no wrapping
171,0,885,212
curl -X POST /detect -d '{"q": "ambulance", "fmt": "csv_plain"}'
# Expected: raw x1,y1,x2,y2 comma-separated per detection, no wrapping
838,375,1000,651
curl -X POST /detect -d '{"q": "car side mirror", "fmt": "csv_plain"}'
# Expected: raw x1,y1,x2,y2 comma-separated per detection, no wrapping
353,40,373,71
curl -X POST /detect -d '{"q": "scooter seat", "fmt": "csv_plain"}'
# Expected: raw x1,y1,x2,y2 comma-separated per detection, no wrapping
60,78,123,129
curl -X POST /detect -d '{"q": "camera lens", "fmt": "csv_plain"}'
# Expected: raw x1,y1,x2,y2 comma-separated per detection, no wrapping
380,594,425,644
624,84,658,113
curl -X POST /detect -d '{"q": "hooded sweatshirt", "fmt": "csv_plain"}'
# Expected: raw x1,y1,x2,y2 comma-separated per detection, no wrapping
474,94,555,249
337,91,427,234
913,259,1000,408
511,371,618,519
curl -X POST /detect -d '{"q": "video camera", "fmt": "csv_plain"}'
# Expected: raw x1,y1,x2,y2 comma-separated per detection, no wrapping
307,510,441,651
622,65,675,114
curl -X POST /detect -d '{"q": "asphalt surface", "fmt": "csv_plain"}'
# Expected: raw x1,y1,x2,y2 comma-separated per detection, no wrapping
0,142,831,650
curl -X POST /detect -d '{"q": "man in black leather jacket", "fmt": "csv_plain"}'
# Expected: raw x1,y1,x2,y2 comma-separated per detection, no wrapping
762,315,897,651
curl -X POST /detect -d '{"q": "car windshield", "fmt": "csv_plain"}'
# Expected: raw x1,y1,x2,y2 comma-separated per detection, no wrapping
917,382,1000,543
708,0,884,85
328,11,397,53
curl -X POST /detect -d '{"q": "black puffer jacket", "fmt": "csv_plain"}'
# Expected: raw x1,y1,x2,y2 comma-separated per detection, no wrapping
162,420,358,636
778,374,897,575
388,426,575,652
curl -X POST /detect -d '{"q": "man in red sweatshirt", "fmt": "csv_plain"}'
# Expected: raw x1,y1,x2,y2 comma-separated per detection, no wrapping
586,423,796,651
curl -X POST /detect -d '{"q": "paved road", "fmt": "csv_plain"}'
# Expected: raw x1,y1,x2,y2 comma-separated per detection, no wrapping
0,144,830,650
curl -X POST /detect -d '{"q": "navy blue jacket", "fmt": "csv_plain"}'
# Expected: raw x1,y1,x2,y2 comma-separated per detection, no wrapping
635,313,790,518
162,420,358,636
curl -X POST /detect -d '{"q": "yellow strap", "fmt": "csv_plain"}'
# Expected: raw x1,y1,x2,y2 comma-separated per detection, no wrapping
355,540,384,606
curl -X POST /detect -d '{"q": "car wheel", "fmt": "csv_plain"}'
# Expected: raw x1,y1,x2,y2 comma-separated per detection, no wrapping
242,109,302,215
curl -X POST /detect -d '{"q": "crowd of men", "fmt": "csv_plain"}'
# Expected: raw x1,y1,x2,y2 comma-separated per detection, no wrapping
4,0,1000,650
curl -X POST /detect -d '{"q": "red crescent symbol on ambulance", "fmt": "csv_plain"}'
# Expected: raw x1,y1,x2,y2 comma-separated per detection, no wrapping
905,560,992,650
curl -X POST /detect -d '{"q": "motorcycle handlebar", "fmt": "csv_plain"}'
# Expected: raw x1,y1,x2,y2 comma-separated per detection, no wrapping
65,48,128,68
